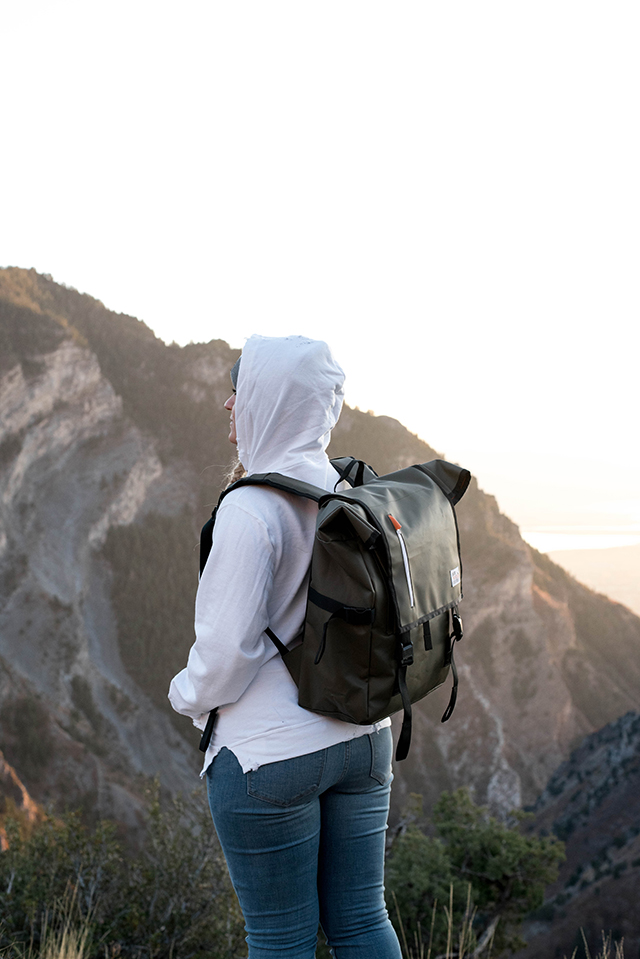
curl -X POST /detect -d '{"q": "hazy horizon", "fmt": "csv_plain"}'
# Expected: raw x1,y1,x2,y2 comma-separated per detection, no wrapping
2,2,637,574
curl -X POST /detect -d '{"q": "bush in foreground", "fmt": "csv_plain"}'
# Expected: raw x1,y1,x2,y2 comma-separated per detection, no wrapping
0,785,578,959
0,784,244,959
385,788,565,956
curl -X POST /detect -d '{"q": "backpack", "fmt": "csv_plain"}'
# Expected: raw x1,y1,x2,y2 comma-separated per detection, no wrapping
198,456,471,761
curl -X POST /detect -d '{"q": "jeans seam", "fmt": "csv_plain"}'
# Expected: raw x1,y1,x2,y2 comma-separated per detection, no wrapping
335,739,351,785
369,731,391,786
369,733,376,781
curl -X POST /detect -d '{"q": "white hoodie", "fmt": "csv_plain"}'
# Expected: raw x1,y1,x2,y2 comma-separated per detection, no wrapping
168,335,389,773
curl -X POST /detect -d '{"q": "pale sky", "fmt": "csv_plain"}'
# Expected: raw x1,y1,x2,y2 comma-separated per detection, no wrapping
2,1,639,542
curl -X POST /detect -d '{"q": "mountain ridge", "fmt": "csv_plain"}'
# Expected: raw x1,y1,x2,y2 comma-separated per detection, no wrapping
1,266,640,849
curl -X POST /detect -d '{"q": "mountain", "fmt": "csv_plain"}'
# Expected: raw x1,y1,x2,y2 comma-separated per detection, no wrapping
2,267,640,850
517,711,640,958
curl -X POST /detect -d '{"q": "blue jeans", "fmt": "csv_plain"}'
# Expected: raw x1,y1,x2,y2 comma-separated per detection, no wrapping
206,727,402,959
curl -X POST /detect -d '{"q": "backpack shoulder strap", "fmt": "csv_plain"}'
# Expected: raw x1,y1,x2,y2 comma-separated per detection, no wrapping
223,472,326,503
199,472,326,577
197,470,330,752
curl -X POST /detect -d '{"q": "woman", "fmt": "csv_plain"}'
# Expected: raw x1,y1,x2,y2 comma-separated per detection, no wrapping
169,334,402,959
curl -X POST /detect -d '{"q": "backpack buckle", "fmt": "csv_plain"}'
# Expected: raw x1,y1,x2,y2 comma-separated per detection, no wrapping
451,609,463,642
399,637,414,667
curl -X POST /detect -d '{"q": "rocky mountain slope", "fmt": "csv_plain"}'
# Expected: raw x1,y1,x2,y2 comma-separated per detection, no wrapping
517,711,640,958
2,267,640,848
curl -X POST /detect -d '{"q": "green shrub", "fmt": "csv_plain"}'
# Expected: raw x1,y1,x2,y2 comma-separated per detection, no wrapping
386,788,565,956
0,784,245,959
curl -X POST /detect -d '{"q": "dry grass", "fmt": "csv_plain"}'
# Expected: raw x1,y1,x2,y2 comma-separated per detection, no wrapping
1,893,626,959
392,884,495,959
1,887,91,959
38,918,90,959
1,921,90,959
391,886,625,959
565,930,625,959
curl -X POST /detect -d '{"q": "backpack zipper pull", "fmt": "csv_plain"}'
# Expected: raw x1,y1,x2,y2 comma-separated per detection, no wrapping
388,514,415,608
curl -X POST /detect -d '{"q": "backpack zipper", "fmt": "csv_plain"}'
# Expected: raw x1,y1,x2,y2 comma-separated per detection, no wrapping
388,515,415,608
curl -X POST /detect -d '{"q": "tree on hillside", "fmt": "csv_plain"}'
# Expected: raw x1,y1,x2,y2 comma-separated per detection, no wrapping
386,788,565,956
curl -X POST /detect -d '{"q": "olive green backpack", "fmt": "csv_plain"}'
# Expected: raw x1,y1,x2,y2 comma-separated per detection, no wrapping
199,457,471,761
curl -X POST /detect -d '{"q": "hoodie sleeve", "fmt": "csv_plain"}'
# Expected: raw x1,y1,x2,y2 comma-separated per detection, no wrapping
168,501,275,722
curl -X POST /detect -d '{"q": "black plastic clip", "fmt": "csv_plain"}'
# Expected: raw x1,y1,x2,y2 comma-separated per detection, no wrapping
399,637,414,667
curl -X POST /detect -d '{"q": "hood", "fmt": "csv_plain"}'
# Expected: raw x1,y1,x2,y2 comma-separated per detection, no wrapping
235,335,345,484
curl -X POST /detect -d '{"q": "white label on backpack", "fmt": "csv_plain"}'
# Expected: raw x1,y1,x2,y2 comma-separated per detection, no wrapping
450,566,460,587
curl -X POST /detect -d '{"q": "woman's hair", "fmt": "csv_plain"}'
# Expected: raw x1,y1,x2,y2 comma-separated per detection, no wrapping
224,455,247,489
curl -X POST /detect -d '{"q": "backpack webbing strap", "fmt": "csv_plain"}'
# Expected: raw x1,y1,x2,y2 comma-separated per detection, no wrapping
309,587,375,622
440,606,463,723
199,707,219,753
395,636,415,762
265,627,289,657
397,607,463,756
440,651,458,723
308,587,376,664
237,600,380,708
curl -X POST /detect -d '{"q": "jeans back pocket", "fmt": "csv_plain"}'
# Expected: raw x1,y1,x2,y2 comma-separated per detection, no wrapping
247,749,327,806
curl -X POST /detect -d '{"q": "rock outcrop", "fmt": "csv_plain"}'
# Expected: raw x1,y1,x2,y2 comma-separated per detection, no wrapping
0,277,200,822
0,747,42,849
